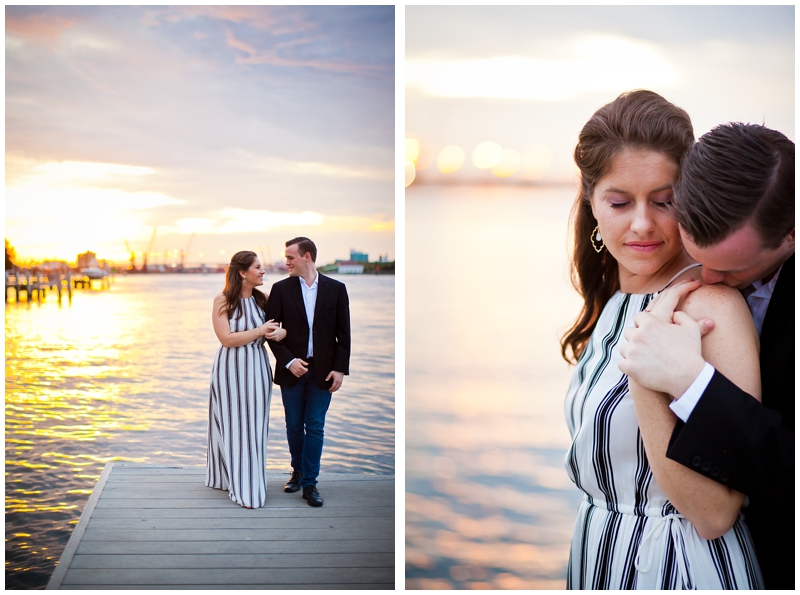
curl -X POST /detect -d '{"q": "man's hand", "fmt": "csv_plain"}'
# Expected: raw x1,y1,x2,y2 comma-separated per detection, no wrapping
326,370,343,393
619,280,714,398
288,359,308,378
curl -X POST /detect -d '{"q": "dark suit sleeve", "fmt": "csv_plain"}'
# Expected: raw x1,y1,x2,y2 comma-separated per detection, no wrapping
265,285,295,369
666,370,794,507
333,283,351,375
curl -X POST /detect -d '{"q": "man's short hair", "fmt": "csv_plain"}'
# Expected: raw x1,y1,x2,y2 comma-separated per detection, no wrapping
674,123,794,249
285,237,317,262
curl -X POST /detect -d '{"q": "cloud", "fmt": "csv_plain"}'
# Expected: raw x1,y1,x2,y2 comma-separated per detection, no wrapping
406,34,678,101
6,13,77,43
141,5,315,36
257,156,393,181
223,29,389,76
171,210,325,235
5,6,394,262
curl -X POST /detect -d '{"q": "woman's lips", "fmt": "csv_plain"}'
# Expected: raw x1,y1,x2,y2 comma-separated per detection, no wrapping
625,241,661,253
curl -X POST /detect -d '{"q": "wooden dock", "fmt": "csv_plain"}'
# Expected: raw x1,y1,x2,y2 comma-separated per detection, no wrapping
5,270,111,302
46,462,395,590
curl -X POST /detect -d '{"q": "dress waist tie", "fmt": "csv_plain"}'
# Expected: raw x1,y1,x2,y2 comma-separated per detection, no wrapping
634,512,694,589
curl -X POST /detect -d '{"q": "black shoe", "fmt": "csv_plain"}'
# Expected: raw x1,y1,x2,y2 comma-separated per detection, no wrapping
284,470,302,493
302,485,323,507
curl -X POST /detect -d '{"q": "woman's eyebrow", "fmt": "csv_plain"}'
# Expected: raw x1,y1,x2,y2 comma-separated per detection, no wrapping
603,184,673,194
603,187,631,195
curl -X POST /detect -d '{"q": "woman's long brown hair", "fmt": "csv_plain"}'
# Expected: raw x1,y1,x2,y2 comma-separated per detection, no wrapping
219,251,268,320
560,90,694,364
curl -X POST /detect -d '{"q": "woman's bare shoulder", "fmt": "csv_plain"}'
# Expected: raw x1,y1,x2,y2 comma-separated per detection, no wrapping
679,283,753,331
213,293,228,306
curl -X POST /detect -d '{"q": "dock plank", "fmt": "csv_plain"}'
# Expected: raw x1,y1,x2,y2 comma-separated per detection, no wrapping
75,539,394,555
47,462,395,590
69,552,394,569
61,567,392,585
87,516,393,530
90,506,394,519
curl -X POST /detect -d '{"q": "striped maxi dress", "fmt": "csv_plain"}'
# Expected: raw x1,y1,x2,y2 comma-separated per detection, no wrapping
564,287,763,590
205,296,273,508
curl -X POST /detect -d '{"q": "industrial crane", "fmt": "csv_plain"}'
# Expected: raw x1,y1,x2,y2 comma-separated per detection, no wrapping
142,227,158,273
124,239,136,271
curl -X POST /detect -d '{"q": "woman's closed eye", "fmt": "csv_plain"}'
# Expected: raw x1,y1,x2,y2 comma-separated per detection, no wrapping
651,191,673,208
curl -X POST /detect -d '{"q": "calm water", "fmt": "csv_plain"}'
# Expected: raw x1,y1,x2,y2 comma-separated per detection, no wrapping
406,184,585,589
5,273,394,589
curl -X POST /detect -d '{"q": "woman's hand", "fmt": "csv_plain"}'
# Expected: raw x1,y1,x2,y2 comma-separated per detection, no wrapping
262,319,286,342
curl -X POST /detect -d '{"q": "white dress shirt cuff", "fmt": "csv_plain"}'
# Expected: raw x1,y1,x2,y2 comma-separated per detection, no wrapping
669,362,715,422
286,358,296,369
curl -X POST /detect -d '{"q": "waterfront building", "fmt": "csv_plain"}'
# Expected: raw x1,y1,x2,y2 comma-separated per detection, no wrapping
77,251,99,269
349,249,369,262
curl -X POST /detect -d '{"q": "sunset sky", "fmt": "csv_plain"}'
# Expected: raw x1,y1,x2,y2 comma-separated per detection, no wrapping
6,6,394,266
406,5,794,185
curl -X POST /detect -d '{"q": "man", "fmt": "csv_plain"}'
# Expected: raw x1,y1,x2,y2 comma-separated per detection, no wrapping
619,123,794,589
265,237,351,507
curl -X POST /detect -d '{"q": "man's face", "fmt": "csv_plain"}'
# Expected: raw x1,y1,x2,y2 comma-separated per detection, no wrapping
284,243,310,277
680,224,795,288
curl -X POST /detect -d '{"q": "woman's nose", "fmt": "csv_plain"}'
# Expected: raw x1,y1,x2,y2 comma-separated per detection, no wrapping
630,204,656,234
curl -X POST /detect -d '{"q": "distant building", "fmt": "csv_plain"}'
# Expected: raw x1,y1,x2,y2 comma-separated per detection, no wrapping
77,251,99,269
349,249,368,262
338,263,364,274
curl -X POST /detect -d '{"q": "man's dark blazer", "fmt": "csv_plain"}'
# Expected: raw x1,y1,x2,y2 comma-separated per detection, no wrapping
667,254,794,589
265,272,350,390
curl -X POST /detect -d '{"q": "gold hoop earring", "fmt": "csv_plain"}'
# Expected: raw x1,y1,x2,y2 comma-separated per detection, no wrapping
591,225,605,253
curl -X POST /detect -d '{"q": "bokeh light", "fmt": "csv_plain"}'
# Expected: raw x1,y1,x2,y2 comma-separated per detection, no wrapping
437,145,465,174
491,149,521,178
406,138,421,163
472,141,503,169
405,161,417,187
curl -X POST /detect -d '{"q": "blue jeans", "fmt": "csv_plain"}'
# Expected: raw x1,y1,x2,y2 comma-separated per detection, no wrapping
279,363,331,488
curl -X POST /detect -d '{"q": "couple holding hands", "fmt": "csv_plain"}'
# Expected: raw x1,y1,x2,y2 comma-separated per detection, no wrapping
562,90,792,589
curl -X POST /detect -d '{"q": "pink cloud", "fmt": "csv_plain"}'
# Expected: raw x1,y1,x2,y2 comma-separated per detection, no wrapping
141,6,314,35
6,13,76,43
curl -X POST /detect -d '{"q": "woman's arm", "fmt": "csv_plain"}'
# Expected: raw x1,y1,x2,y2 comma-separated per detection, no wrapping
629,283,760,540
212,294,278,348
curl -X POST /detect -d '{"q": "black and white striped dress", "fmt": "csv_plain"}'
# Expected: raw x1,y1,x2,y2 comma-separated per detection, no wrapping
564,278,763,589
205,296,273,508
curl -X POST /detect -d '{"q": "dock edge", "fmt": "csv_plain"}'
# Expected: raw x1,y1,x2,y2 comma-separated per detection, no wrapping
45,461,116,590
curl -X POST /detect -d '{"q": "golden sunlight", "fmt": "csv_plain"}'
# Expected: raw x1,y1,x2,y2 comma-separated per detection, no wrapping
406,138,421,162
491,149,521,178
437,145,465,174
406,161,417,187
5,157,181,262
472,141,503,169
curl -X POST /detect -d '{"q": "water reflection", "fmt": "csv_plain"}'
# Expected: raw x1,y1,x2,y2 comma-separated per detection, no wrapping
6,273,394,589
406,184,584,589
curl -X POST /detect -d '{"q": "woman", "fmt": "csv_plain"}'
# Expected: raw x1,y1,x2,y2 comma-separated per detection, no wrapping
561,91,763,589
205,251,286,509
